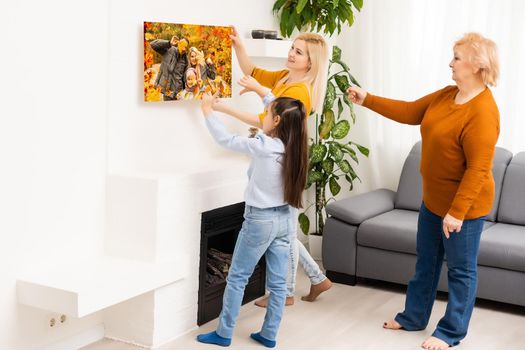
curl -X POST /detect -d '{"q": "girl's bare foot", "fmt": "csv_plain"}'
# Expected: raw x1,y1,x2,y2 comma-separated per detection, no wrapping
301,278,332,302
254,295,294,308
421,336,449,350
383,319,403,330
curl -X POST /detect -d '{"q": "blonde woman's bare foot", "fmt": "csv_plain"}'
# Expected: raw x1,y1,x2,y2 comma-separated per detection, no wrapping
301,278,332,302
254,295,294,308
421,336,449,350
383,319,403,330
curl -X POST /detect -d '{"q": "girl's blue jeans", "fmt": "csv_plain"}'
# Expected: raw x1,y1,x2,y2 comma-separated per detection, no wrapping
216,204,292,341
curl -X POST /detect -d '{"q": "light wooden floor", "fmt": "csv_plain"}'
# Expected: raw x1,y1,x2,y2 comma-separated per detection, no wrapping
83,266,525,350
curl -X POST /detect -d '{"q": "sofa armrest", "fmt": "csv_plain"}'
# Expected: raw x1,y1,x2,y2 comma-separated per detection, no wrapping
326,189,396,225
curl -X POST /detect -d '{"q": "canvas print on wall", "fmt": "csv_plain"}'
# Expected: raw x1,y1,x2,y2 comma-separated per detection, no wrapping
144,21,232,102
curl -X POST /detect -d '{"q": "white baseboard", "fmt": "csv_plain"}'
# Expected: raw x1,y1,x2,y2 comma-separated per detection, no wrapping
150,325,199,349
42,323,105,350
105,336,149,349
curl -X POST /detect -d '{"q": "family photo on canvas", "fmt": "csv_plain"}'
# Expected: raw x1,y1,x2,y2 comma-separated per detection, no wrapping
144,22,232,102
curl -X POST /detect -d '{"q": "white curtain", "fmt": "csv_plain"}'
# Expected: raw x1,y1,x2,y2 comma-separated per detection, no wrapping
335,0,525,194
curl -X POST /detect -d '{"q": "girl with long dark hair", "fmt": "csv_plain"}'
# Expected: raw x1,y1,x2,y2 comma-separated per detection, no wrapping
197,96,308,348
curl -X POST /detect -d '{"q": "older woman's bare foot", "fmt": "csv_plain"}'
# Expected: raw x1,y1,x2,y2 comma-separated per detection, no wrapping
383,319,403,330
421,336,449,350
301,278,332,302
254,295,294,308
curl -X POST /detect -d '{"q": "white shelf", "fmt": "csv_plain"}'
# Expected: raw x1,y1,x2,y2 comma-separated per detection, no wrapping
244,38,291,58
17,255,188,317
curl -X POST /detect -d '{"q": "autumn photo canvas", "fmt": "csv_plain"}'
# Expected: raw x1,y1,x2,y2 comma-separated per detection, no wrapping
144,22,232,102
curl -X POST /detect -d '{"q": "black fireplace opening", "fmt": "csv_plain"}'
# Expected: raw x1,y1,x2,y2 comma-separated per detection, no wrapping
198,202,266,326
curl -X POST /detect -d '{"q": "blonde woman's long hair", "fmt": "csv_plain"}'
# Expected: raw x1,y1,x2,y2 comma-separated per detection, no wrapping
292,33,329,114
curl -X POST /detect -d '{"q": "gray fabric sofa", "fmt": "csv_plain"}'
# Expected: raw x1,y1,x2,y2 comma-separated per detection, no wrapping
323,141,525,306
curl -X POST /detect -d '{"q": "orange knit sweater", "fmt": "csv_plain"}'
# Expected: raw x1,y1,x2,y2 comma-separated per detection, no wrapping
363,85,500,220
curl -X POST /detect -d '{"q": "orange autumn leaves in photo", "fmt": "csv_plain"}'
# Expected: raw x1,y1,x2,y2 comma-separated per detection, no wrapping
144,21,232,102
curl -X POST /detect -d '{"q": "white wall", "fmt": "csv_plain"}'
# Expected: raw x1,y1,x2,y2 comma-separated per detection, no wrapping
107,0,283,174
0,0,288,347
0,1,109,349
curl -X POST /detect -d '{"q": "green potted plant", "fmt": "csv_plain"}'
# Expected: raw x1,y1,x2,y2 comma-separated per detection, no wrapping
298,45,369,242
272,0,363,37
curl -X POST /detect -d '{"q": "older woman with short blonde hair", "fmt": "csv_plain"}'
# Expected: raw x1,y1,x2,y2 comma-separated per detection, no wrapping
347,32,500,350
454,32,499,87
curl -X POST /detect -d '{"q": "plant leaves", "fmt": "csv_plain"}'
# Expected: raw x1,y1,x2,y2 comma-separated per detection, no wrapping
302,4,313,24
341,144,357,161
348,97,356,123
296,0,309,14
337,159,351,173
298,212,310,235
275,0,363,37
319,110,335,139
351,142,370,157
310,144,327,163
279,7,289,37
272,0,288,12
350,0,364,11
288,8,299,36
329,143,344,162
342,94,356,123
348,148,359,163
347,71,361,87
321,158,334,174
329,15,337,35
344,174,354,191
346,7,355,27
332,120,350,139
334,59,350,72
332,45,341,61
329,177,341,196
308,170,323,183
349,166,360,181
324,81,336,112
337,98,344,120
334,75,350,93
338,1,351,23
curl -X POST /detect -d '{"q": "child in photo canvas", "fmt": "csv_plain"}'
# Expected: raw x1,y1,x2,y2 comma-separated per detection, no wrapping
197,94,309,348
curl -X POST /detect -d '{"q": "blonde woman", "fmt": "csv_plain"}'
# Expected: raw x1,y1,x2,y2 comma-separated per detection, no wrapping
213,28,332,307
348,33,500,350
187,46,216,86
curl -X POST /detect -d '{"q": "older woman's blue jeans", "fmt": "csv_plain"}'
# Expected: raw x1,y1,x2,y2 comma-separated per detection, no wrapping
395,203,485,346
216,204,292,341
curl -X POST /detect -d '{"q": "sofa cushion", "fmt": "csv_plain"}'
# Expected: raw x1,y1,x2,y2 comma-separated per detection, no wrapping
358,209,496,255
326,189,396,225
358,209,419,254
486,147,513,221
394,142,423,211
478,223,525,273
497,152,525,225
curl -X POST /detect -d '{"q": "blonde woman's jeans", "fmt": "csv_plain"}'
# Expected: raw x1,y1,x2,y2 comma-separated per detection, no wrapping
286,208,327,297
